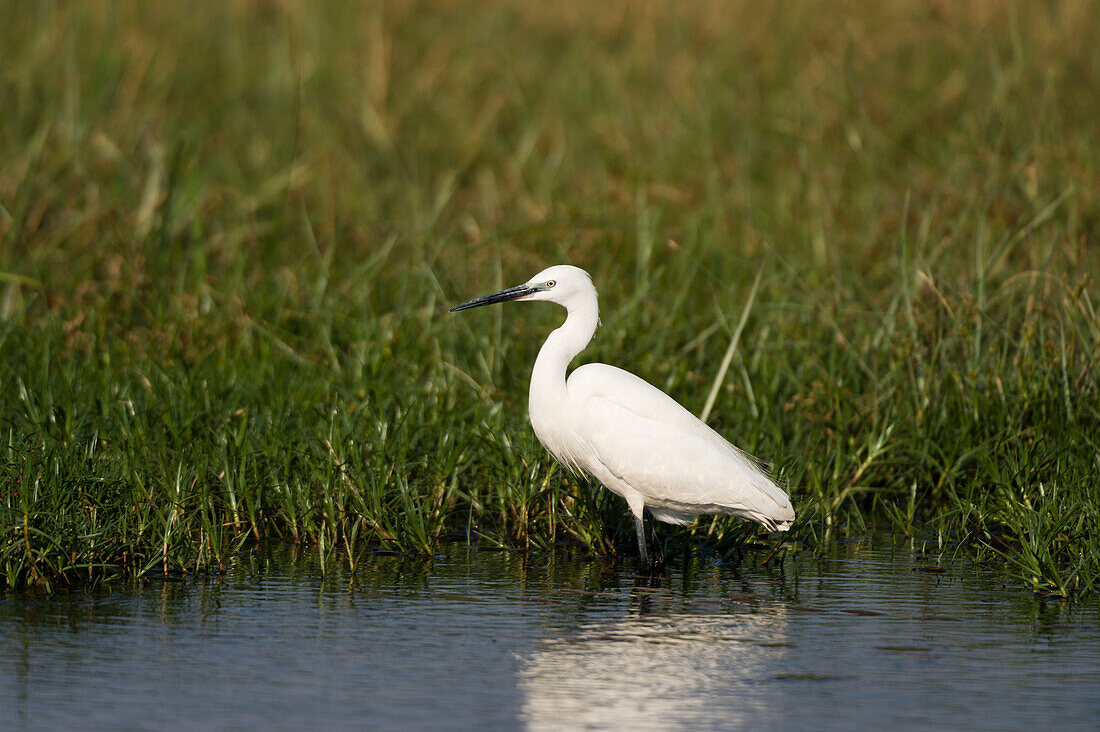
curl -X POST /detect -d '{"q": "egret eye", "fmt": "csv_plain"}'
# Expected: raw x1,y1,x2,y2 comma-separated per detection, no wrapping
546,280,556,288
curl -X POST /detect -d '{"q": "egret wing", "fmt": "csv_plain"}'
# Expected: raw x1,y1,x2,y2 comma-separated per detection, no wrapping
567,364,792,521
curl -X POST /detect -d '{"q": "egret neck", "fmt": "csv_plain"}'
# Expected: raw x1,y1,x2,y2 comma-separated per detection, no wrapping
528,283,598,441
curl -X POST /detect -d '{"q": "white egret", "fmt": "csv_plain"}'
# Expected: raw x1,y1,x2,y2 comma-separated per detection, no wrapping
451,265,795,568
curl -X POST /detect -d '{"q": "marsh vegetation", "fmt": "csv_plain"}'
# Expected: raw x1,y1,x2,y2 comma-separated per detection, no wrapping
1,1,1097,596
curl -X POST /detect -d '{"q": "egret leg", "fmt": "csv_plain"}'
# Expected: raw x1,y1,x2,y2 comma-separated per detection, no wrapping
643,509,665,571
634,514,650,567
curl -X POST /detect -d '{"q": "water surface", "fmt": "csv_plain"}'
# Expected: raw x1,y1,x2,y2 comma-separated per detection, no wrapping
2,541,1098,730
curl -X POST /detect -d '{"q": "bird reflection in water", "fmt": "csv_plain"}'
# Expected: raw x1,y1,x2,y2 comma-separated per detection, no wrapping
517,571,791,730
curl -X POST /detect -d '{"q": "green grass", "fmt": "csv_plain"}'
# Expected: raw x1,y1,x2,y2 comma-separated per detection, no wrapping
2,1,1098,596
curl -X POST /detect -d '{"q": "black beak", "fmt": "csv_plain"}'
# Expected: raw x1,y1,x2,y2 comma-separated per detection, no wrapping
450,284,539,312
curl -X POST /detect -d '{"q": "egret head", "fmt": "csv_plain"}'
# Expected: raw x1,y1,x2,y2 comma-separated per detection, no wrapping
450,265,595,312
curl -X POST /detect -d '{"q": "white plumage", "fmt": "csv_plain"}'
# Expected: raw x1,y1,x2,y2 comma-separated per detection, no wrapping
451,264,795,567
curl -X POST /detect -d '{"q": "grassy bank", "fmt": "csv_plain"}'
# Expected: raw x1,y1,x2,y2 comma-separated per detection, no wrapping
2,1,1098,596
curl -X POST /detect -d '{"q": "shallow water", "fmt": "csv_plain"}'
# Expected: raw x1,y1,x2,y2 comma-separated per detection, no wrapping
2,541,1099,731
